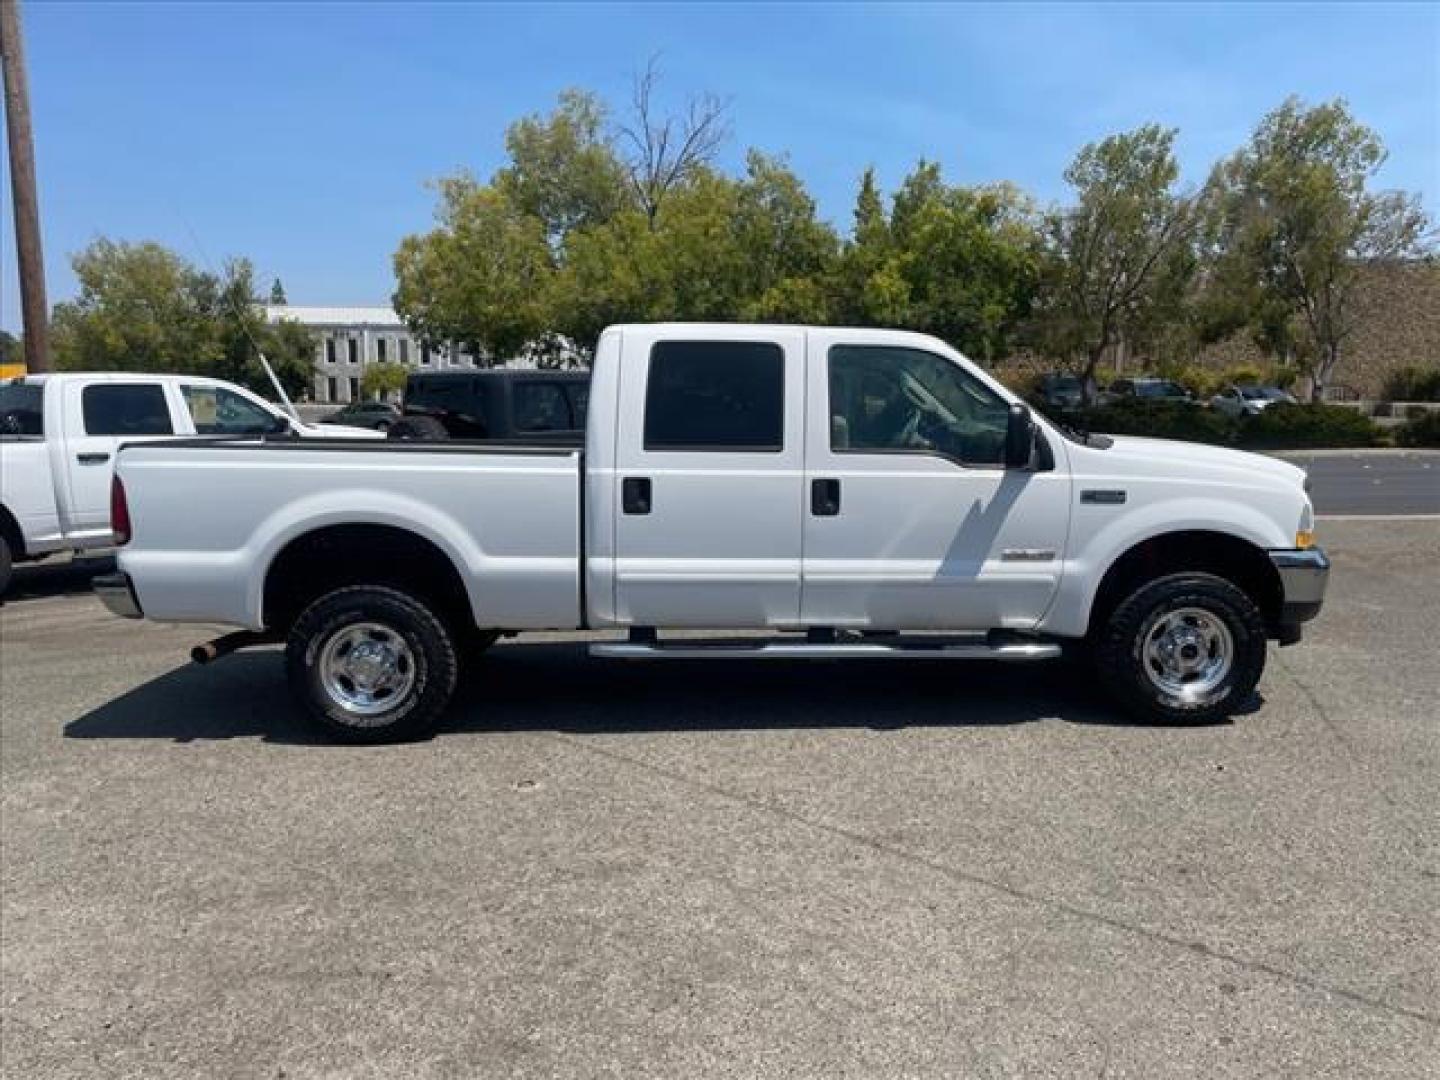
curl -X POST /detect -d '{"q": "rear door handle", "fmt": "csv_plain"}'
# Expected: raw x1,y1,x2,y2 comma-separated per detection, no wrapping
622,477,652,515
77,453,111,465
811,478,841,516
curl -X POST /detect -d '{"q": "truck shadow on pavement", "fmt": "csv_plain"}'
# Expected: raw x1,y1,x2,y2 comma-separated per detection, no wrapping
65,640,1255,744
3,555,115,604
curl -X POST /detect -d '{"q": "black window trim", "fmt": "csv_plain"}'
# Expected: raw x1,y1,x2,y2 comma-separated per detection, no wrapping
825,343,1038,473
642,339,787,454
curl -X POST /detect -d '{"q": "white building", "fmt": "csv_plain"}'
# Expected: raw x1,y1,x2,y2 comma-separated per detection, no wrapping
262,305,480,405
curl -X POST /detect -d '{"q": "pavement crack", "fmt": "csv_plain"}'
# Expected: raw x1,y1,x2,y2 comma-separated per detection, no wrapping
544,732,1440,1030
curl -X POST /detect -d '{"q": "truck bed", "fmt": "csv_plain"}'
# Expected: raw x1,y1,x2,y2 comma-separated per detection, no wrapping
115,436,584,630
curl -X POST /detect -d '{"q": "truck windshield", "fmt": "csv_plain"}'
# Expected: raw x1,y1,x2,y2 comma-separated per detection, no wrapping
0,382,44,435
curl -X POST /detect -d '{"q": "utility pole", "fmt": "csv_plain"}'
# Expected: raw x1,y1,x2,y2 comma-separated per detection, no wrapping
1,0,49,372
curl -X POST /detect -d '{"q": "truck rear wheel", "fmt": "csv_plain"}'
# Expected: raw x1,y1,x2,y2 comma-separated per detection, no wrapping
1095,572,1267,724
285,585,458,743
0,535,11,597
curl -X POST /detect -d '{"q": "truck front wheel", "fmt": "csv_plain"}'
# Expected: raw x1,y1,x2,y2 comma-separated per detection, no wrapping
1096,572,1267,724
285,585,458,743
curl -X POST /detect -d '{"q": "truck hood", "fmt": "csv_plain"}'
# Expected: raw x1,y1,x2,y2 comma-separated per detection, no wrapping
1100,435,1306,491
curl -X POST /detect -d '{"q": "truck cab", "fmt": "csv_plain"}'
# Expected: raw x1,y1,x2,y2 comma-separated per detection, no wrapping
584,325,1069,631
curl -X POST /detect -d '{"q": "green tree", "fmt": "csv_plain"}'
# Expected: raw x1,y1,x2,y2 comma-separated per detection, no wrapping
392,180,554,361
269,277,287,305
1031,125,1197,400
732,151,840,322
494,89,631,247
833,164,1042,361
361,361,408,399
0,330,20,366
1205,97,1432,400
51,239,315,398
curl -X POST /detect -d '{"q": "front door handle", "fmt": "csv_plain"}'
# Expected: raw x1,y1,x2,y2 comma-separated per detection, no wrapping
77,452,111,465
811,478,841,516
622,477,652,515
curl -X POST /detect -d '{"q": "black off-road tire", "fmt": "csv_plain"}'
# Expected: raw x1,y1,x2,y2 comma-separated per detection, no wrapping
285,585,458,743
1095,572,1267,724
387,415,449,441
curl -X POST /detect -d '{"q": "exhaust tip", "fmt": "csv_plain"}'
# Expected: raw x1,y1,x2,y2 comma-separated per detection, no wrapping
190,643,218,665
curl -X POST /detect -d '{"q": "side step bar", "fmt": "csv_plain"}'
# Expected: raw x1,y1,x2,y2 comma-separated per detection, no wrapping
589,639,1061,662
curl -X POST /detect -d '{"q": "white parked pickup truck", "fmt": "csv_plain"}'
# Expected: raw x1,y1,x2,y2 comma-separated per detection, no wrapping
97,324,1328,740
0,372,380,592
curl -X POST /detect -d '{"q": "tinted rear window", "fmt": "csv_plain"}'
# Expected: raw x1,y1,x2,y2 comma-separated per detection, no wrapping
0,382,44,435
405,376,490,418
644,341,784,452
513,381,579,432
82,384,174,436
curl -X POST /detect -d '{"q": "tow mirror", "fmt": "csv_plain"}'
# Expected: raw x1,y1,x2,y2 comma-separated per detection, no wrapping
1004,403,1035,469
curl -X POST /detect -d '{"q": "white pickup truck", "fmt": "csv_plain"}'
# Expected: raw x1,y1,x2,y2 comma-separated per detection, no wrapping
0,372,380,593
97,324,1328,740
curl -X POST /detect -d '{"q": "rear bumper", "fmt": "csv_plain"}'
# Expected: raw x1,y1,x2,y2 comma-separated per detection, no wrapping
94,571,143,620
1268,547,1329,643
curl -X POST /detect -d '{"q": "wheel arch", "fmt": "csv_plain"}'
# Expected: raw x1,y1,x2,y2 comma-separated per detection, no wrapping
260,523,475,638
1085,529,1284,638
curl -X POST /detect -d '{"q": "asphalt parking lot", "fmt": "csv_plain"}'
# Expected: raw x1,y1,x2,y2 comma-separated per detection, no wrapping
1282,449,1440,516
2,518,1437,1078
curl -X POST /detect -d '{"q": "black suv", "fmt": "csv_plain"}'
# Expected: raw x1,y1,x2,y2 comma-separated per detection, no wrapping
389,369,590,444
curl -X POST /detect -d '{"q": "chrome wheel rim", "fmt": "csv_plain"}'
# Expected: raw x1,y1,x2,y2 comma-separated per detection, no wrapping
317,621,417,720
1140,606,1234,702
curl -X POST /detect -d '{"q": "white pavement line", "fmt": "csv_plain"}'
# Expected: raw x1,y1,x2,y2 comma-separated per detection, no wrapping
1317,514,1440,522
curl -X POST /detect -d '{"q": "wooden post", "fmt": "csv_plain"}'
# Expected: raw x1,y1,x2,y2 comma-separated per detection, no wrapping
1,0,49,372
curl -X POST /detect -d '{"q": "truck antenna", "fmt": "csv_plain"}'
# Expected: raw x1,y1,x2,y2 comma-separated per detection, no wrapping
178,215,302,424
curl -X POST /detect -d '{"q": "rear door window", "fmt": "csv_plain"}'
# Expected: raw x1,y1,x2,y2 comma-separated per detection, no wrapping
644,341,784,452
81,384,174,436
0,382,44,435
512,381,575,432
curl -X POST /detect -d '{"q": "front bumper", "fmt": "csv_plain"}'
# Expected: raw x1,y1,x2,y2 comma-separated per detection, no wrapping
94,571,143,620
1268,547,1329,643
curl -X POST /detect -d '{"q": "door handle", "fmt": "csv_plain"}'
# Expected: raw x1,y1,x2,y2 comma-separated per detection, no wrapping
622,477,652,515
811,478,841,516
77,453,111,465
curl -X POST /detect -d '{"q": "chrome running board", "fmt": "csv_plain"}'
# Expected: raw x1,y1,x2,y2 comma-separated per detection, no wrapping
589,639,1061,661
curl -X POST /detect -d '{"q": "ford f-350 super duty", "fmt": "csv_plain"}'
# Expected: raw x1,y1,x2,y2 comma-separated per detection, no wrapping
96,324,1328,741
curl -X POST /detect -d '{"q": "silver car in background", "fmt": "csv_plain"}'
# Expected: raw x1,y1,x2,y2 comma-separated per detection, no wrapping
1211,384,1297,417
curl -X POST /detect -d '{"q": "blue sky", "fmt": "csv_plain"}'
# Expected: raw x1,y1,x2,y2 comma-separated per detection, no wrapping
2,1,1437,332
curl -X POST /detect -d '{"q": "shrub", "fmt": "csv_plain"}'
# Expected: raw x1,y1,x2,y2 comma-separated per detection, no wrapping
997,368,1041,398
1395,411,1440,448
1237,403,1382,449
1073,399,1238,445
1380,365,1440,402
1069,399,1383,449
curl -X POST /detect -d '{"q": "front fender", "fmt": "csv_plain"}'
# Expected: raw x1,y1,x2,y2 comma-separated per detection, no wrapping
1040,496,1290,638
